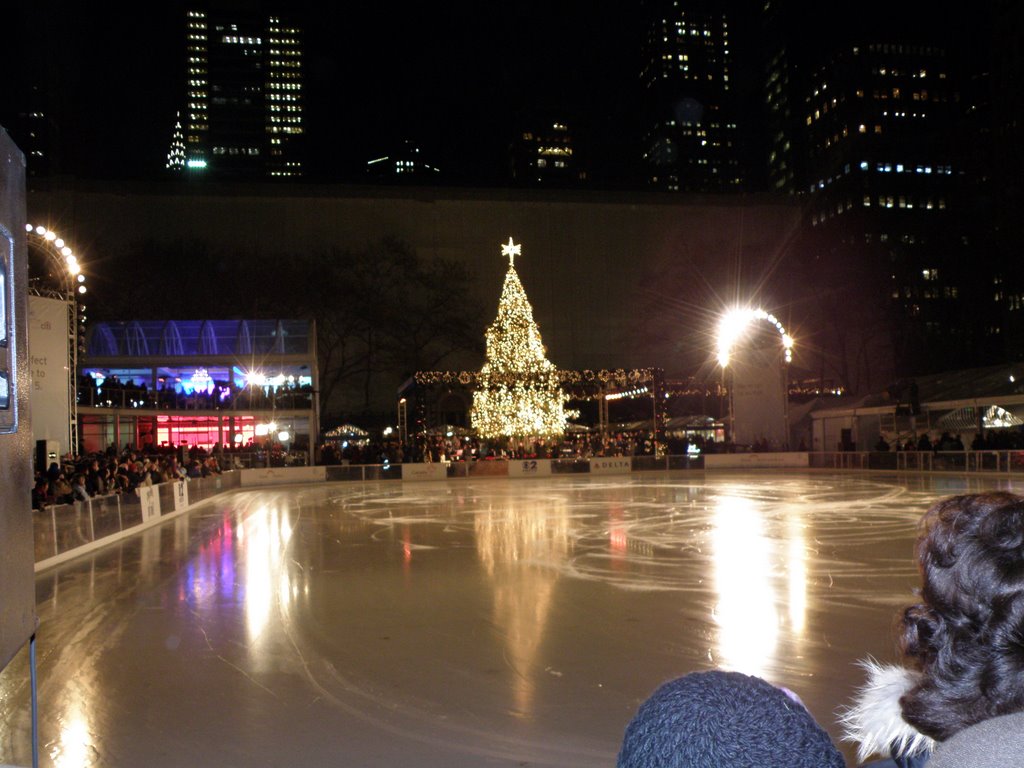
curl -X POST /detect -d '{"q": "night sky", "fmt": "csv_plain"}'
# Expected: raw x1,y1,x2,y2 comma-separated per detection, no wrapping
3,1,645,184
2,2,991,186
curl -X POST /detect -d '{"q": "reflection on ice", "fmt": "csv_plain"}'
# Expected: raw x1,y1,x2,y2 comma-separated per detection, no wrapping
711,493,780,677
788,514,808,637
7,472,1024,767
475,498,571,718
51,709,93,768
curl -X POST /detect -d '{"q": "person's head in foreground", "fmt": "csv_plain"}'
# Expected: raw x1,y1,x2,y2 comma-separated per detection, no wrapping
617,669,845,768
844,492,1024,766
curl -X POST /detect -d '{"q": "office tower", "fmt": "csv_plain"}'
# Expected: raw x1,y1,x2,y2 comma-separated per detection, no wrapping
169,8,304,179
639,0,744,192
762,1,999,387
366,140,440,181
509,118,587,186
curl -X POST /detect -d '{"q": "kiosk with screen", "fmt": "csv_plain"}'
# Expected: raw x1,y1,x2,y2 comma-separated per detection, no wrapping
0,127,39,767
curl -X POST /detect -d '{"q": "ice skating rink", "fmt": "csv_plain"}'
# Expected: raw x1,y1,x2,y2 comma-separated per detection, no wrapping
2,471,1020,767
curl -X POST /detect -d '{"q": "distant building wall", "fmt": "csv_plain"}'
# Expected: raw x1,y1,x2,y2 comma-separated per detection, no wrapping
29,181,802,403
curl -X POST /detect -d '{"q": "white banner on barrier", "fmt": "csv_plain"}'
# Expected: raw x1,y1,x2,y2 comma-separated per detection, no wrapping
173,479,190,511
508,459,553,478
589,457,632,474
401,463,448,481
240,466,327,486
138,485,161,521
704,452,810,469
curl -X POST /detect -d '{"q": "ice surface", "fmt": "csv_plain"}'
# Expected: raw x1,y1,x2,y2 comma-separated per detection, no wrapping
1,471,1020,767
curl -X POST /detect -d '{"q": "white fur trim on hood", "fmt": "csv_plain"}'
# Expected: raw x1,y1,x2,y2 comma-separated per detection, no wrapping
839,658,937,763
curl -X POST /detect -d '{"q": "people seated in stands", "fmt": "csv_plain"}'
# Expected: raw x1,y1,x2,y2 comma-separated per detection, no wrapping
843,492,1024,766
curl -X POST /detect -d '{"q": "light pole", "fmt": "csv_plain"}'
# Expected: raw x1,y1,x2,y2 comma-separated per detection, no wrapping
716,307,794,449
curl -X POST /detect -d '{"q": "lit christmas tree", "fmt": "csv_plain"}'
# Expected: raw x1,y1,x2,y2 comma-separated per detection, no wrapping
472,238,568,438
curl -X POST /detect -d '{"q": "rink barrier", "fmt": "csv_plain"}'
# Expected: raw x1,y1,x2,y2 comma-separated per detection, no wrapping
36,450,1024,568
32,472,241,571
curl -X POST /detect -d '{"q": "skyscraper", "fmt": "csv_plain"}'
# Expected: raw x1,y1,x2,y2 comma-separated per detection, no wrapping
168,8,304,179
639,0,744,192
509,117,586,186
761,1,998,389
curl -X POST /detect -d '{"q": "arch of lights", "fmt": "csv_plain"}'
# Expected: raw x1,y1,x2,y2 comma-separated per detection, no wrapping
25,223,87,454
716,307,794,368
24,223,87,298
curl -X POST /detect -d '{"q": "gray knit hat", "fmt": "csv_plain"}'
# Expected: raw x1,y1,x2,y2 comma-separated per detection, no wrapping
617,670,845,768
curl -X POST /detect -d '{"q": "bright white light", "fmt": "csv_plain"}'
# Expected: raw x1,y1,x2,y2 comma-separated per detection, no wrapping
277,430,290,442
77,285,86,294
255,424,269,437
717,307,794,366
24,223,32,232
383,426,393,436
77,274,85,283
716,308,754,367
187,159,208,169
35,225,45,235
44,230,56,241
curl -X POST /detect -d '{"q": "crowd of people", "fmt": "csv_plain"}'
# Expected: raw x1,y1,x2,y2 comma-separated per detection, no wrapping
77,376,314,412
616,491,1024,767
318,431,720,466
31,444,224,509
874,429,1024,453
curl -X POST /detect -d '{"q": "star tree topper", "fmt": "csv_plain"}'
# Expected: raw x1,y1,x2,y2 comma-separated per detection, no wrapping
501,236,522,267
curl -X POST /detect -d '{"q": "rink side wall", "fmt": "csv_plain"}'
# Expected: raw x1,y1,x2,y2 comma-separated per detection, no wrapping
35,449,1024,570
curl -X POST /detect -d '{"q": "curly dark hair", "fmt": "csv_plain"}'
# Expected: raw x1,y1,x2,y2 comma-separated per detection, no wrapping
898,492,1024,741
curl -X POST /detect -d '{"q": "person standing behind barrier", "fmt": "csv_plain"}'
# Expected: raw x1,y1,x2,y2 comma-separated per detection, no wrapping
70,473,90,502
842,492,1024,766
85,459,106,496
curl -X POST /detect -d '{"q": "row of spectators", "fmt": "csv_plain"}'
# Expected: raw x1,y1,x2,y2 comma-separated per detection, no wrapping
77,376,314,411
31,448,223,509
875,430,1024,452
318,432,723,465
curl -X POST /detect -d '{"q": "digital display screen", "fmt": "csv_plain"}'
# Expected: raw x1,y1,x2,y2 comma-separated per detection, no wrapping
0,372,8,410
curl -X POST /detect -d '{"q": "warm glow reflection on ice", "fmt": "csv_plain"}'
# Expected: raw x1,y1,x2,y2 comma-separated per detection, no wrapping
475,499,570,718
787,514,808,636
50,706,93,767
244,503,294,648
711,493,779,678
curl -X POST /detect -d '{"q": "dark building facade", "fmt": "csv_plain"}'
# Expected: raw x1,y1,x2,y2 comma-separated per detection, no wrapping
639,0,744,192
758,2,1005,391
366,141,441,182
27,180,802,417
509,118,587,186
167,8,304,179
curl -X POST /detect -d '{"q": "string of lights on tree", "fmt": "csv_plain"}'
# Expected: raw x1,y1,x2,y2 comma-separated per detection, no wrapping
471,238,569,438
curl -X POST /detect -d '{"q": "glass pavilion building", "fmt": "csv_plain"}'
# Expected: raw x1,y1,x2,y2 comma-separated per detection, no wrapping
78,319,318,455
